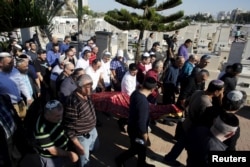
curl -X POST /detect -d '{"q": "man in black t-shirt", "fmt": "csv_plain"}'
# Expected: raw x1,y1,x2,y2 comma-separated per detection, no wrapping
34,49,51,105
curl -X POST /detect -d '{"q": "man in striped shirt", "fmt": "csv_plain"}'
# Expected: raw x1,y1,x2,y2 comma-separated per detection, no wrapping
63,74,99,167
34,100,78,167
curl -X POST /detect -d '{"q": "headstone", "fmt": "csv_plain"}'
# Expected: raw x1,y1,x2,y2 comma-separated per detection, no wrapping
95,31,112,59
227,42,245,64
242,36,250,60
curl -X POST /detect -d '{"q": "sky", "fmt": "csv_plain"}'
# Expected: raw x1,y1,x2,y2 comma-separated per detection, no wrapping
88,0,250,16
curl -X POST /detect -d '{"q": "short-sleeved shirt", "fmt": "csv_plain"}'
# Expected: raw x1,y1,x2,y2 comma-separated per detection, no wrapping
110,58,127,82
34,58,51,84
64,92,96,138
178,44,189,61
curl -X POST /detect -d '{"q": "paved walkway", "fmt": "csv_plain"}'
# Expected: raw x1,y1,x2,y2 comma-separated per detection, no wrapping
90,105,250,167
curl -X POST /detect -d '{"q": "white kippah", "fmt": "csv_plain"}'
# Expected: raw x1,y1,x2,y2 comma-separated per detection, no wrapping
0,52,11,58
45,100,61,110
143,52,150,57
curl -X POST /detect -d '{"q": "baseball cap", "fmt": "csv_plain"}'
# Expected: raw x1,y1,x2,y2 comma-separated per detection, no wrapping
231,63,242,73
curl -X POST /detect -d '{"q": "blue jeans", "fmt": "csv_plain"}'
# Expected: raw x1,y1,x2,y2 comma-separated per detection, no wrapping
77,127,99,167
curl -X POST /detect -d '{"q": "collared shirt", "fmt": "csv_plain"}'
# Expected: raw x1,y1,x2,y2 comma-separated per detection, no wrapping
1,68,32,102
110,58,127,82
178,44,189,61
46,50,60,67
0,72,22,103
180,60,195,79
121,71,137,96
63,92,96,138
86,66,102,90
0,95,16,139
75,58,89,70
21,73,33,98
100,59,111,87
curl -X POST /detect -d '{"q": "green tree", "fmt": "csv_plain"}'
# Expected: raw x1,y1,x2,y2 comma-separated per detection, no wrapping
104,0,188,62
37,0,65,40
0,0,49,32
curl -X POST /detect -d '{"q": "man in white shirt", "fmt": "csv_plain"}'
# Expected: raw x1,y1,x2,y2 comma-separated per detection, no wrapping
121,63,138,96
100,51,112,91
75,50,91,70
86,59,105,92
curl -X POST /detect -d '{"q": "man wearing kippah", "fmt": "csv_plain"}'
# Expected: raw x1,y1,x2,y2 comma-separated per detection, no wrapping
186,112,239,167
115,77,156,167
199,90,246,151
34,100,78,167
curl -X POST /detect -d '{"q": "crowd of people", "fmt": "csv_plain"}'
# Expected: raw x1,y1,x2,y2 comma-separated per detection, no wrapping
0,30,247,167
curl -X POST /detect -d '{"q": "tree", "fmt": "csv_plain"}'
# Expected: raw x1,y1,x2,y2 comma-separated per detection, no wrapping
0,0,49,32
37,0,65,40
104,0,189,62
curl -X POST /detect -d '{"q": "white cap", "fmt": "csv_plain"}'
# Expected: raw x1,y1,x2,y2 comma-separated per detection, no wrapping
0,52,11,58
117,49,124,57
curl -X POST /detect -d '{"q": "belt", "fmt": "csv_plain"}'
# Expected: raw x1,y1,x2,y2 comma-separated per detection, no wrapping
82,133,90,139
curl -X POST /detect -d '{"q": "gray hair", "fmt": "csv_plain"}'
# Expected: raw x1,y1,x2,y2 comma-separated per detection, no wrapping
63,62,74,70
152,60,163,69
76,74,93,87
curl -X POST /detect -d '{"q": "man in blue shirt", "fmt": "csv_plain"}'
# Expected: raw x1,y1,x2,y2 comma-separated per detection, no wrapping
46,43,60,68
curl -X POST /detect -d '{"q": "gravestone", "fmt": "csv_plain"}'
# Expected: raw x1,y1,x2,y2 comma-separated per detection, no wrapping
95,31,112,59
227,42,245,64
